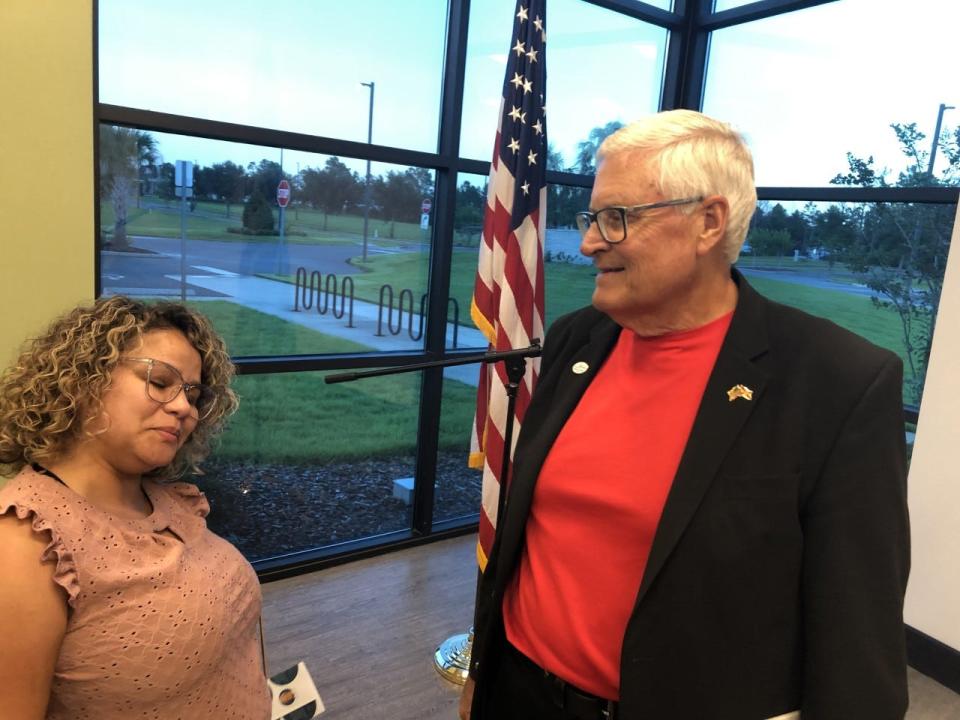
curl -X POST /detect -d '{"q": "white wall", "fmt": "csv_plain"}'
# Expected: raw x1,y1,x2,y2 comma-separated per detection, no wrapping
904,203,960,651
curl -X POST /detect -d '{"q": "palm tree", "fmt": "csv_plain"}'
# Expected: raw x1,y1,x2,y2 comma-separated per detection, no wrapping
99,126,158,250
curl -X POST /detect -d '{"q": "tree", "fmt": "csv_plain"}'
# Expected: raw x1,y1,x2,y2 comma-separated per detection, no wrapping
573,120,624,174
242,189,275,233
155,162,176,202
206,161,247,217
747,228,793,257
247,159,284,202
454,180,485,245
373,167,432,223
99,126,157,250
831,120,958,401
300,157,362,227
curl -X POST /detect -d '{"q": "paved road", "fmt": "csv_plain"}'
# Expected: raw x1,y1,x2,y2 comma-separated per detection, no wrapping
102,234,409,285
738,267,876,298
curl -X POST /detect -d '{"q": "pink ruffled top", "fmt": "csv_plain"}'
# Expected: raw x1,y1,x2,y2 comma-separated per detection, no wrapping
0,465,270,719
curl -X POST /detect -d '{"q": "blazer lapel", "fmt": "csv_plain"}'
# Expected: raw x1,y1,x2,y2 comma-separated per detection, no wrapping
634,273,771,608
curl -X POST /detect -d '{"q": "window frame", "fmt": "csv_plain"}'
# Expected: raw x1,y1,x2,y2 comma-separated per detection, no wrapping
93,0,955,579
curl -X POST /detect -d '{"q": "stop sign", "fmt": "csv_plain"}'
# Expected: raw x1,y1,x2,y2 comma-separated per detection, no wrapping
421,198,432,214
277,179,291,208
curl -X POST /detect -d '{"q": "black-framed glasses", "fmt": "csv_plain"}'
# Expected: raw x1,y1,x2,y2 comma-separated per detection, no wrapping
121,357,215,420
574,196,704,244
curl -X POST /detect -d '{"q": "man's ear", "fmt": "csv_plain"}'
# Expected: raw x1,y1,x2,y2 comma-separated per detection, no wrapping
696,195,729,256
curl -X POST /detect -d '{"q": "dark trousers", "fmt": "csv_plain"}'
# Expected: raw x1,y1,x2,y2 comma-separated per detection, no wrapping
479,642,618,720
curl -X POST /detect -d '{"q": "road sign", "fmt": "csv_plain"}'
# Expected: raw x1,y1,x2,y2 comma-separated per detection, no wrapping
277,179,291,208
175,160,193,198
420,213,430,230
421,198,432,214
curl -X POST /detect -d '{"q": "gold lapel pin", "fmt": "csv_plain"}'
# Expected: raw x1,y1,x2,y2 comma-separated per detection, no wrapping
726,384,753,402
572,361,589,375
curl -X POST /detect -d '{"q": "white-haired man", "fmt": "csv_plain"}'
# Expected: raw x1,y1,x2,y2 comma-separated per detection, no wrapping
460,110,909,720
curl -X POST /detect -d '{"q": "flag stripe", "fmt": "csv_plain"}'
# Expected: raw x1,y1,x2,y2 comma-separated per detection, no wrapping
470,0,547,571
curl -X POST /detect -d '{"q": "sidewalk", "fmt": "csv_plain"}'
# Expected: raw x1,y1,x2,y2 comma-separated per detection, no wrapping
174,272,486,386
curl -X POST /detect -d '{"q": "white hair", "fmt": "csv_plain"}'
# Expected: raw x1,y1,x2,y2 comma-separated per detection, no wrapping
597,109,757,263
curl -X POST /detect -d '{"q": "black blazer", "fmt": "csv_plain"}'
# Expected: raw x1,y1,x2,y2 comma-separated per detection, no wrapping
471,271,910,719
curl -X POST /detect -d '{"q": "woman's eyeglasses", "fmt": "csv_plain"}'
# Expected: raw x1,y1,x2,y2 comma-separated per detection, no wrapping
121,357,215,420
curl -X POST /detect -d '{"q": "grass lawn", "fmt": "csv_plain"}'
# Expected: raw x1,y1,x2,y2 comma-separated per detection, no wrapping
743,276,915,357
185,301,477,463
176,273,920,464
101,200,429,246
274,253,916,362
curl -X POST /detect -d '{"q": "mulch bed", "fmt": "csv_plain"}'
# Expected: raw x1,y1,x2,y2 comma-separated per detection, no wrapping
193,451,482,561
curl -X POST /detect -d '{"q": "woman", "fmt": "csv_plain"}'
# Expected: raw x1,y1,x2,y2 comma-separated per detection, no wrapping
0,296,270,719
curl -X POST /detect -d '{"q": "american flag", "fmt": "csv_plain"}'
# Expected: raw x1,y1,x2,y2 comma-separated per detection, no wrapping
469,0,547,571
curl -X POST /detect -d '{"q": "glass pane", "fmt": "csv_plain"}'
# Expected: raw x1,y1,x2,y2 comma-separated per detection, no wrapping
449,173,490,351
544,184,595,328
436,177,596,523
735,200,956,406
98,125,439,355
196,369,421,561
704,0,960,187
449,177,596,351
712,0,757,11
434,369,484,525
98,1,446,153
461,0,668,169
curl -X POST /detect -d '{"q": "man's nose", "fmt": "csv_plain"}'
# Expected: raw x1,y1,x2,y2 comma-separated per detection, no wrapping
579,221,608,257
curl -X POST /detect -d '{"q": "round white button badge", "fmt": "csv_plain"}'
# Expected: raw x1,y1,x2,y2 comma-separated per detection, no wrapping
572,361,589,375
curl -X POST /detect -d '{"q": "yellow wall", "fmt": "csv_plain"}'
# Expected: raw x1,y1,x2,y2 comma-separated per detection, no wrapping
0,0,94,369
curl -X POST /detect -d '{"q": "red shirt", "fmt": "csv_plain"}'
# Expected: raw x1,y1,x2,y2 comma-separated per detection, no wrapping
502,312,733,700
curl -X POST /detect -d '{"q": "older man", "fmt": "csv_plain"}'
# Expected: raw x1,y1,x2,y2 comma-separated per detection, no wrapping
460,110,909,720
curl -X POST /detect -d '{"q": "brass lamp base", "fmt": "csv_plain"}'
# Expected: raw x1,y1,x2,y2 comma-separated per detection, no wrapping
433,628,473,685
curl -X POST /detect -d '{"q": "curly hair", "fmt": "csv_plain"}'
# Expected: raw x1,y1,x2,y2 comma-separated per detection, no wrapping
0,296,239,481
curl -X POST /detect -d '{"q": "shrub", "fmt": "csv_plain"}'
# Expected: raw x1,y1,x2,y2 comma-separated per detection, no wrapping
243,190,275,233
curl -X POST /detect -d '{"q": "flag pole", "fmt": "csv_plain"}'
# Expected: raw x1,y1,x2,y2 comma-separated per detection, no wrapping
433,351,531,684
437,0,547,686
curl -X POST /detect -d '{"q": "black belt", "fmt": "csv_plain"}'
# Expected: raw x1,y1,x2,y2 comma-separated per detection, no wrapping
504,642,618,720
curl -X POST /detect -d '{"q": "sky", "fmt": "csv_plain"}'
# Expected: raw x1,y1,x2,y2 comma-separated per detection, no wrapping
98,0,959,187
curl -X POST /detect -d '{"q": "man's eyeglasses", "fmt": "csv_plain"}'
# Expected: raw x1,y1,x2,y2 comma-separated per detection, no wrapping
574,196,704,244
121,357,215,420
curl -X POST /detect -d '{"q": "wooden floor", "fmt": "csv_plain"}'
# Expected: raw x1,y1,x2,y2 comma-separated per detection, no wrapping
262,534,960,720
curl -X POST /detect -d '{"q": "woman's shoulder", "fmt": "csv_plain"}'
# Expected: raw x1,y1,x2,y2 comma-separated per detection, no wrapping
0,466,82,608
148,479,211,519
0,465,82,523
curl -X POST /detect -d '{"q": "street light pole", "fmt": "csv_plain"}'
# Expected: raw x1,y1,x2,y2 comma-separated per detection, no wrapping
361,81,375,263
927,102,955,177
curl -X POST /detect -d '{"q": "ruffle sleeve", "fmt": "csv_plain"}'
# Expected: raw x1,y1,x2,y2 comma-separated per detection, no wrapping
0,501,81,609
163,481,211,519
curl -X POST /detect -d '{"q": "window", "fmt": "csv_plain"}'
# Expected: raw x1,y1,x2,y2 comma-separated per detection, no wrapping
98,1,447,153
704,0,960,187
96,0,956,573
461,0,668,167
739,200,956,406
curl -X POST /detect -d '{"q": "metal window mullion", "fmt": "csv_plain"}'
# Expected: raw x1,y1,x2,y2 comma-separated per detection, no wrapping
410,0,472,537
661,0,710,110
96,104,449,172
